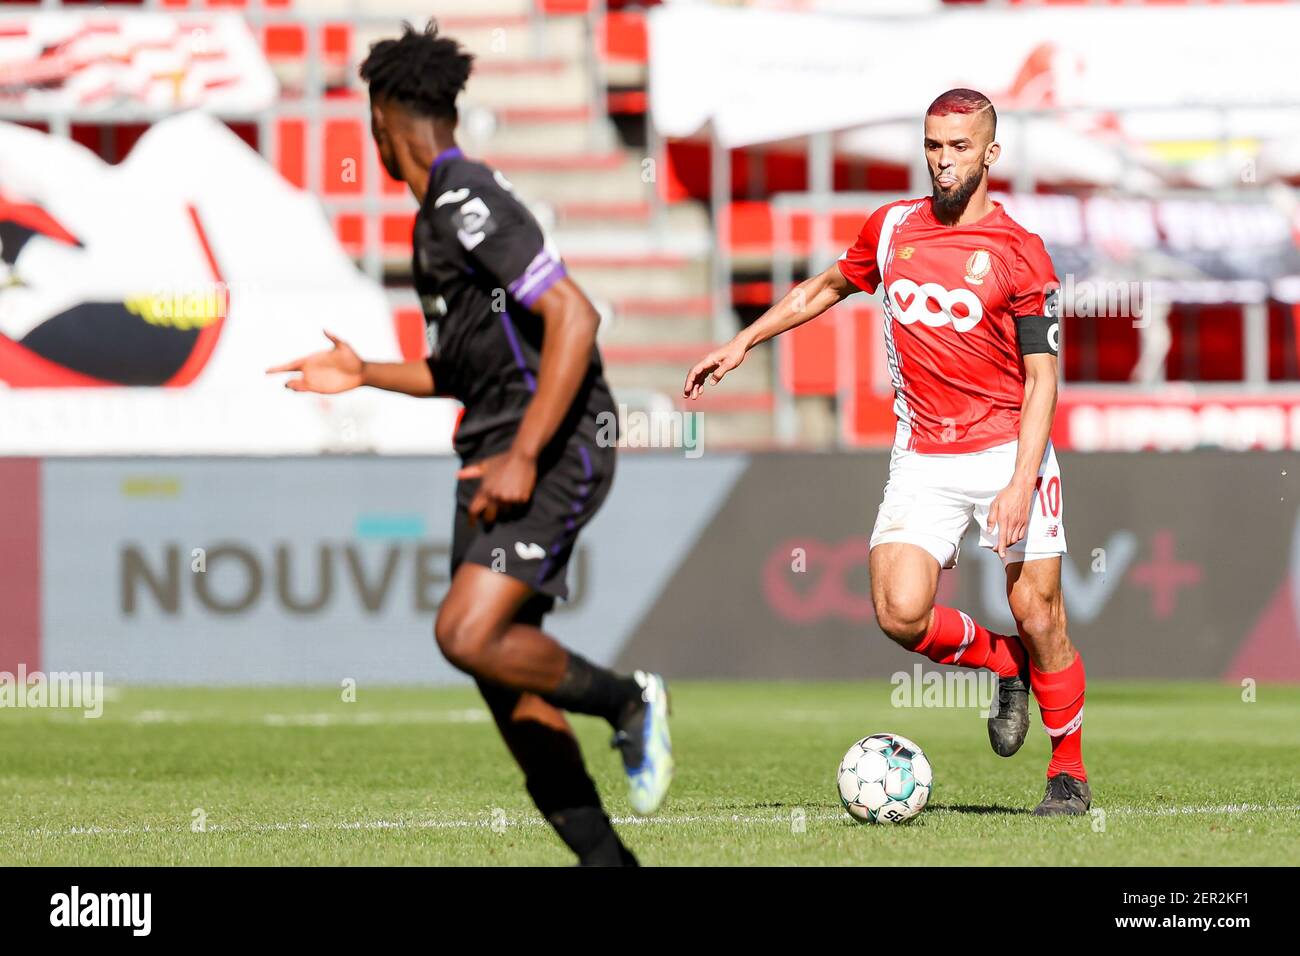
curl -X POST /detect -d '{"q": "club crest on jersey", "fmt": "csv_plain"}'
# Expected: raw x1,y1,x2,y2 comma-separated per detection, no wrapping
964,249,992,286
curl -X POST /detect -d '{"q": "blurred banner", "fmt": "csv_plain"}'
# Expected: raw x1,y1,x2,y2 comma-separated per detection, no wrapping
0,11,276,117
1056,392,1300,453
0,456,747,684
649,4,1300,187
0,113,456,454
1,451,1294,684
996,192,1300,306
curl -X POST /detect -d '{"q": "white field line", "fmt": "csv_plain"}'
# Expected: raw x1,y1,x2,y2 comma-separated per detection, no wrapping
124,709,491,726
4,803,1298,840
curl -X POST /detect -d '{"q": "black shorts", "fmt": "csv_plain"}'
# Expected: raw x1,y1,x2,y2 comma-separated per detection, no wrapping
451,435,615,613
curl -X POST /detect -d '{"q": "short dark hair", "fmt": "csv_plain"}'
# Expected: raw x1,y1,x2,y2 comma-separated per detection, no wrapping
359,20,474,121
926,88,997,137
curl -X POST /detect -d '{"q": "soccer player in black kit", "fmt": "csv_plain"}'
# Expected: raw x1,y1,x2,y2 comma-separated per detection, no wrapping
268,21,673,867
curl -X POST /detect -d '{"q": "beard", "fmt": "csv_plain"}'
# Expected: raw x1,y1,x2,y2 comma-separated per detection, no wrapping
931,166,984,219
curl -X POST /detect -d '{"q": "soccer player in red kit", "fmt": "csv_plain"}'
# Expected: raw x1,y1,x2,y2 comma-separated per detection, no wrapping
684,89,1089,815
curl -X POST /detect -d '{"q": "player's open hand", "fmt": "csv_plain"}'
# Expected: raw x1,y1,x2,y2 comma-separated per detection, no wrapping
684,340,747,399
987,477,1035,558
458,449,537,526
266,331,365,394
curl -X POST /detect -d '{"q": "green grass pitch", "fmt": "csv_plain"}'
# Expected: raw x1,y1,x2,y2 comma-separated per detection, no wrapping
2,682,1297,866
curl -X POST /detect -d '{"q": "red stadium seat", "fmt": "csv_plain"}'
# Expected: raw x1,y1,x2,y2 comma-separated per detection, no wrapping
1269,302,1300,382
1165,305,1246,382
383,213,415,257
328,212,416,261
392,307,426,362
321,22,350,67
728,202,868,258
539,0,594,13
781,306,838,397
274,118,306,189
606,90,648,114
333,213,362,257
602,12,647,63
262,24,305,60
321,118,364,196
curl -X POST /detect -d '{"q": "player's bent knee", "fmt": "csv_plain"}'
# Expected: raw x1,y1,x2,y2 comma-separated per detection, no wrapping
873,595,932,647
1012,600,1065,645
434,609,493,673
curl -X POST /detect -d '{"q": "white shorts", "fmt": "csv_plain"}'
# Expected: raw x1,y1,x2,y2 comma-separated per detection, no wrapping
869,428,1067,569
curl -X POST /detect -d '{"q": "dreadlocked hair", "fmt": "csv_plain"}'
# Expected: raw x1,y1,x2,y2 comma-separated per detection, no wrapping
358,20,474,121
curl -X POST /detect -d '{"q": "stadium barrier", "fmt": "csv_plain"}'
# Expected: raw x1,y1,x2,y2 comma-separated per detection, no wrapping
0,451,1292,684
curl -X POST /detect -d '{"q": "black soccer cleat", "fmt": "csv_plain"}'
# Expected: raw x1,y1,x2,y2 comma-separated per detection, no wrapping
987,673,1031,757
1032,772,1092,816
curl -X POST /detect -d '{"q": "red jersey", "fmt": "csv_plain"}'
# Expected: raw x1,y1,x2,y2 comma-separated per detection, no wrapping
837,197,1058,454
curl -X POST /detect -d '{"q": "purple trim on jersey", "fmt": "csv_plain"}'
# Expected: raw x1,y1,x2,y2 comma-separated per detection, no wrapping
497,312,537,393
534,442,597,589
430,146,463,172
508,247,567,308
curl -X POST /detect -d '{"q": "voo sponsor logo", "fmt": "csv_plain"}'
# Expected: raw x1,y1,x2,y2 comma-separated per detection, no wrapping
886,279,984,332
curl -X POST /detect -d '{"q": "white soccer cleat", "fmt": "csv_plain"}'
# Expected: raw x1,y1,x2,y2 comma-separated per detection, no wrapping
611,671,674,816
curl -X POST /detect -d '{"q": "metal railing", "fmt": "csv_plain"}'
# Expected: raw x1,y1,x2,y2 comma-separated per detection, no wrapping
762,186,1298,444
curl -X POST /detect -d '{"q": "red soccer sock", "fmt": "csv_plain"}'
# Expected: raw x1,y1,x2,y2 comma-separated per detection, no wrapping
912,605,1026,679
1030,653,1087,781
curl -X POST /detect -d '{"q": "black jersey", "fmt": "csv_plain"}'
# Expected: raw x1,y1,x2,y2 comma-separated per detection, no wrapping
413,147,614,462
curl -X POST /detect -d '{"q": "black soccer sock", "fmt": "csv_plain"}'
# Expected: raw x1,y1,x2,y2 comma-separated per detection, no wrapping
542,805,638,867
542,652,643,727
485,679,637,868
525,770,637,867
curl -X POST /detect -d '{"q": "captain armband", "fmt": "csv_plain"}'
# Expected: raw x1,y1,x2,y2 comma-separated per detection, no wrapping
1015,289,1061,356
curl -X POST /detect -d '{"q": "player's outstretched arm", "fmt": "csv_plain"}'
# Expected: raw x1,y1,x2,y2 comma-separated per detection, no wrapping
683,262,855,399
267,331,434,397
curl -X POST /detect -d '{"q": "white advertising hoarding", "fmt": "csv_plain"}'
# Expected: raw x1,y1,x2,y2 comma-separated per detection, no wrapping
0,113,458,455
650,4,1300,151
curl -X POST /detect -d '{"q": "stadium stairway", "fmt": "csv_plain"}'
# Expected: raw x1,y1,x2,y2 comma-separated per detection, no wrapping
284,0,775,448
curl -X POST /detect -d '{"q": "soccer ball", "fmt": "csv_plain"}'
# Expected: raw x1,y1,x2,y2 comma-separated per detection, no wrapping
836,733,933,824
